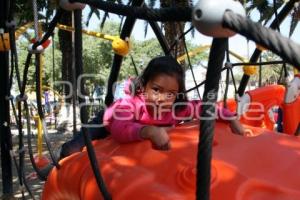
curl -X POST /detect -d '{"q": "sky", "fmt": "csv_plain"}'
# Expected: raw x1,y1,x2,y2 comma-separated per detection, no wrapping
82,3,300,60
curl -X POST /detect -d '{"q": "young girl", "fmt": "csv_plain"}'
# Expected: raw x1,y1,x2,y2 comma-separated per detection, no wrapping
103,55,245,150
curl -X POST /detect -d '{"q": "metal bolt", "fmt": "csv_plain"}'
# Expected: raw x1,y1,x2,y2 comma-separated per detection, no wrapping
195,9,202,20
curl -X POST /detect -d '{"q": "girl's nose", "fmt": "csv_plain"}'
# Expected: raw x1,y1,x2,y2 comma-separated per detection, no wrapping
156,93,166,105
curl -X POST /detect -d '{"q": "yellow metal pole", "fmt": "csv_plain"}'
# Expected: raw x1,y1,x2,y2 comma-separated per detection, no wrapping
177,44,248,63
177,45,210,63
37,22,44,157
15,22,117,41
56,23,115,41
37,117,43,157
294,68,299,76
15,22,34,39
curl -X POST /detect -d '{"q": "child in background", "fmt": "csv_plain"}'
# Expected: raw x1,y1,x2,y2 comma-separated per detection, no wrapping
103,56,245,150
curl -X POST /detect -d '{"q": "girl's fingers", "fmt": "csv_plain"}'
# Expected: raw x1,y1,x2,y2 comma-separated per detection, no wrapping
244,129,254,136
160,141,171,150
152,141,170,151
163,126,174,132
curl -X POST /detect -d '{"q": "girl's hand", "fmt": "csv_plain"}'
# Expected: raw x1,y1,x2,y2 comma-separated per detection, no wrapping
244,129,254,137
229,120,245,135
140,126,170,150
162,126,174,132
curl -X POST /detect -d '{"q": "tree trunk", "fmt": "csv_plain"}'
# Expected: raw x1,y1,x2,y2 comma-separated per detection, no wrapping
160,0,189,69
58,10,73,103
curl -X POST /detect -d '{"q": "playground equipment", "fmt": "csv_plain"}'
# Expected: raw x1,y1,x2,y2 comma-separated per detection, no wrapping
31,22,56,169
220,74,300,134
2,0,300,199
10,21,130,56
223,85,285,130
26,86,64,168
56,24,130,56
42,121,300,200
40,0,300,199
177,44,250,63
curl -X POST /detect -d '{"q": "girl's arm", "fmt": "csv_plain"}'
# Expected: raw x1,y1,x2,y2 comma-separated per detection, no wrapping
109,117,145,143
105,98,171,148
228,119,245,135
218,106,245,135
108,106,171,149
104,100,145,143
140,126,170,150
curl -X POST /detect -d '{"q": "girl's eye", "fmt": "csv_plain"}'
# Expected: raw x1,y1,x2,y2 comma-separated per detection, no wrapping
167,92,176,99
152,87,159,93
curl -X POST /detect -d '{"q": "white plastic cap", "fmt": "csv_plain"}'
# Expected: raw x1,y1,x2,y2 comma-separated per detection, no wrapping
192,0,246,37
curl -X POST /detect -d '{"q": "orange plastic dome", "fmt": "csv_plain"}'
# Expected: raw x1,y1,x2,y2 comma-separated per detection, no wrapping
42,121,300,200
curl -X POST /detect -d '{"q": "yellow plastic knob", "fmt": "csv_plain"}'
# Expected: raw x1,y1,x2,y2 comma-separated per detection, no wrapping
111,37,130,56
243,65,257,76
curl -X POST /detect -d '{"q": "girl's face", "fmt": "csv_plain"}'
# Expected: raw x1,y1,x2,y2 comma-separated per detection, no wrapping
144,74,179,115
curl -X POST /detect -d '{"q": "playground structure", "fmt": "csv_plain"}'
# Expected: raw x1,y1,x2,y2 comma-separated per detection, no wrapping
1,0,300,199
42,121,300,200
13,21,130,56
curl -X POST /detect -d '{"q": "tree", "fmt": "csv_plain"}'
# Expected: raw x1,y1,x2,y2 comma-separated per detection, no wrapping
16,31,61,89
159,0,190,59
245,0,298,36
14,0,54,25
252,51,293,86
75,21,163,95
57,10,73,102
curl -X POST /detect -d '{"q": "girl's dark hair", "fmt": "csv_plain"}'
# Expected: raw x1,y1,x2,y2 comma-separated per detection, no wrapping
134,56,188,110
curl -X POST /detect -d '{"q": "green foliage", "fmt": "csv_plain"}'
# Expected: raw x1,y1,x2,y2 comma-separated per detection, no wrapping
184,40,209,66
15,20,209,93
78,21,165,88
15,0,56,25
15,38,34,90
244,0,298,38
251,51,292,85
245,0,284,24
82,34,111,86
43,35,62,84
120,38,163,79
16,34,62,89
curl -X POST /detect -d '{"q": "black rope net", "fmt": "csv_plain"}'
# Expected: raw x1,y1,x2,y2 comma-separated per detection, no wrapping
71,0,191,22
197,38,227,200
237,0,298,96
7,9,63,189
223,10,300,70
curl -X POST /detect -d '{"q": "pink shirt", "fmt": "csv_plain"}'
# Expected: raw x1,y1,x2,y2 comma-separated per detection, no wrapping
103,78,234,143
103,93,202,143
103,95,234,143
